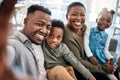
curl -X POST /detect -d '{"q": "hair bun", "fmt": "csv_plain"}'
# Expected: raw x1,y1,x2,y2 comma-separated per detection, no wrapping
110,10,115,15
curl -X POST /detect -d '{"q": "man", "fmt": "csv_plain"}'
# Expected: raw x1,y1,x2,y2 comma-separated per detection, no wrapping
7,5,52,80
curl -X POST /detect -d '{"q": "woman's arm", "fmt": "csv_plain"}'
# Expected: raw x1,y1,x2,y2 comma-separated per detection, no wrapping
84,27,93,57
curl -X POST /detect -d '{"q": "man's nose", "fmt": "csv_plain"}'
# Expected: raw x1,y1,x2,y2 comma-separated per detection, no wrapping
39,26,48,37
40,26,47,34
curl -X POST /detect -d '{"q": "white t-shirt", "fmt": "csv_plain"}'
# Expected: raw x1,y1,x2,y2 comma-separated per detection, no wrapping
32,43,47,80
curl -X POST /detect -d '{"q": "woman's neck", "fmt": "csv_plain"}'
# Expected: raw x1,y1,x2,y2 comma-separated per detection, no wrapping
68,25,83,37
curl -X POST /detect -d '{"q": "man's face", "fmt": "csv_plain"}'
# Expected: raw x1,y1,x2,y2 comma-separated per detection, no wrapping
24,11,51,44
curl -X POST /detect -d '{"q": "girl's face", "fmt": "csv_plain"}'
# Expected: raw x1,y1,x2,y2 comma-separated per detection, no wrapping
46,27,63,49
97,12,112,31
66,6,86,30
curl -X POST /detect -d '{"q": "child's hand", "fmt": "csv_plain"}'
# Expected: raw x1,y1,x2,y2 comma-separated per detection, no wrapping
110,58,114,65
106,59,115,74
88,76,96,80
89,56,99,66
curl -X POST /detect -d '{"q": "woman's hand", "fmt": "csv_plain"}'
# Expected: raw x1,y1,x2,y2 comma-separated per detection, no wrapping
88,76,96,80
89,56,99,66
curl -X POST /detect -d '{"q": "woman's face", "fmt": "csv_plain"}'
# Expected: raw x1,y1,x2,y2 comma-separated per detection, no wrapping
66,6,86,30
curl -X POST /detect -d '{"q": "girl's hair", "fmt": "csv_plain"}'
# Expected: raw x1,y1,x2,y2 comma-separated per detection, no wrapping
52,19,65,35
98,8,115,19
67,2,86,15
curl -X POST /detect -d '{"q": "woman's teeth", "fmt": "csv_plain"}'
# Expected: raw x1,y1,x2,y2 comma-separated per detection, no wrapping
74,22,81,26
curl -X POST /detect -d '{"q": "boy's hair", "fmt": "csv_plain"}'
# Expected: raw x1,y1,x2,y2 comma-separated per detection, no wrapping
27,5,51,16
52,19,65,35
67,2,86,14
98,8,115,19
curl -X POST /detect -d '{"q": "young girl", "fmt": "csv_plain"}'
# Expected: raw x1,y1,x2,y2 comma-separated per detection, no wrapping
42,19,96,80
84,9,117,80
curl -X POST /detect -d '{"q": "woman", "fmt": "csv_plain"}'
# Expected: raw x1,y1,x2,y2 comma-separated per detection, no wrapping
63,2,115,80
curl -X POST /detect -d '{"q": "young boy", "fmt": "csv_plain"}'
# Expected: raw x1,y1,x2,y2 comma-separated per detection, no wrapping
42,19,96,80
84,9,117,80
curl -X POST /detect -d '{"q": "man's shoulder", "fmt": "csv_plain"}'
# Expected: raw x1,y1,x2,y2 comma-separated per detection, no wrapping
7,32,23,46
8,31,27,44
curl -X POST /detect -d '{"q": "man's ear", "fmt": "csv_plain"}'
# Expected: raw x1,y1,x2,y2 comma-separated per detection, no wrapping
24,17,28,25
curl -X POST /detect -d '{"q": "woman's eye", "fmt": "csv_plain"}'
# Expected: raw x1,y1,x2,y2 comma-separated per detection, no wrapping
72,13,77,16
80,13,85,16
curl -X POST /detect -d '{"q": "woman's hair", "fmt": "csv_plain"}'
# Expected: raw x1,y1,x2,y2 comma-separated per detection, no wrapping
98,8,115,19
52,19,65,35
67,2,86,14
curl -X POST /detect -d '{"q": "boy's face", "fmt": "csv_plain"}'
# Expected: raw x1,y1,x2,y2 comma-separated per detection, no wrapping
97,12,112,31
23,11,52,45
46,27,63,49
66,6,86,30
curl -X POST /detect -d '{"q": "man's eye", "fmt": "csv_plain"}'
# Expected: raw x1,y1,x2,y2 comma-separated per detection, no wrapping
47,25,52,30
36,23,43,27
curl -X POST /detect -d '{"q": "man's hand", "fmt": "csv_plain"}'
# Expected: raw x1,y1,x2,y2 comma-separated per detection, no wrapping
89,56,99,66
